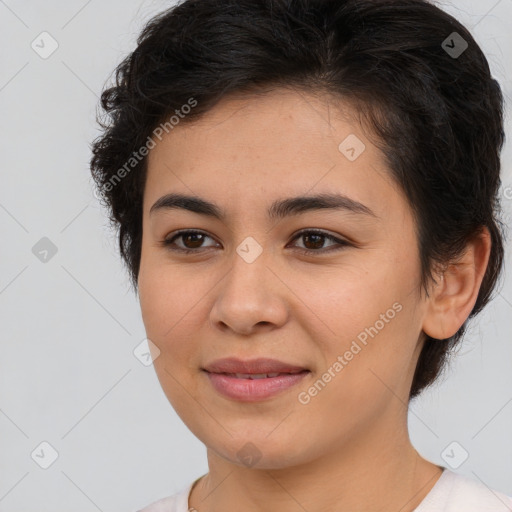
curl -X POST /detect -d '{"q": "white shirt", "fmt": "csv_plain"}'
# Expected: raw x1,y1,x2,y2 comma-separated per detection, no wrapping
137,468,512,512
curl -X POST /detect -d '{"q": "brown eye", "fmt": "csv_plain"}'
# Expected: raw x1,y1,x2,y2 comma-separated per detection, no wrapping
289,230,351,255
180,232,206,249
301,232,326,250
162,230,218,253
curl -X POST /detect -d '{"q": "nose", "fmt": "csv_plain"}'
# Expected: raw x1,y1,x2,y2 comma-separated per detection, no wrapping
209,247,289,336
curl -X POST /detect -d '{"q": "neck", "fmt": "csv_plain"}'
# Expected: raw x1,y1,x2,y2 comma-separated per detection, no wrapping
189,411,443,512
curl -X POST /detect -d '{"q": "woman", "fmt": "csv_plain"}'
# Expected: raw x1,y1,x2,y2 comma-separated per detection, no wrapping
90,0,512,510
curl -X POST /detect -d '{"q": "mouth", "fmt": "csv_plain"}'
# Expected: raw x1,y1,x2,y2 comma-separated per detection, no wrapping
205,370,309,379
202,367,311,401
202,357,309,375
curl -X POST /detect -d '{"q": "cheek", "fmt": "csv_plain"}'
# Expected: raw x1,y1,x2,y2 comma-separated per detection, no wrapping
138,267,167,338
138,263,204,409
297,257,400,338
138,259,209,373
138,256,194,335
303,255,419,382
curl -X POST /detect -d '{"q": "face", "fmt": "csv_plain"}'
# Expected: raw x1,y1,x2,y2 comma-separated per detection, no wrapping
138,88,429,469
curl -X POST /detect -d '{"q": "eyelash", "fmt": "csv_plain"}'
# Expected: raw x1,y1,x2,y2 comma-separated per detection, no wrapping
160,229,351,256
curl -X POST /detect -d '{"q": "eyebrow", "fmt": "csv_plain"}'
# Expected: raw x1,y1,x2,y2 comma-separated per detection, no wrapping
149,192,377,220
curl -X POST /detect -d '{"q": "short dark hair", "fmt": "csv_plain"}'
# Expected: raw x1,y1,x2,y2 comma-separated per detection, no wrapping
90,0,507,401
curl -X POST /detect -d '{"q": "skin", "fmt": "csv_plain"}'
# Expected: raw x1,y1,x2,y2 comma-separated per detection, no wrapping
137,87,491,512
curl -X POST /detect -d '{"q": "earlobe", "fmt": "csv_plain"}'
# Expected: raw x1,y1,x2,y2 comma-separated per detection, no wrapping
421,227,491,340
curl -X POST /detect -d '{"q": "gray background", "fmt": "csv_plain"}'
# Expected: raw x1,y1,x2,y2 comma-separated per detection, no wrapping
0,0,511,510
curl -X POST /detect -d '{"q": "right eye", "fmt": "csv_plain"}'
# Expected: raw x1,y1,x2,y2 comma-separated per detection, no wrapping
161,230,219,253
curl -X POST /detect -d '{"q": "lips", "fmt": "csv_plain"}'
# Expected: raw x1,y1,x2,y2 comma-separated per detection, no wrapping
222,372,303,379
202,357,308,376
202,358,311,400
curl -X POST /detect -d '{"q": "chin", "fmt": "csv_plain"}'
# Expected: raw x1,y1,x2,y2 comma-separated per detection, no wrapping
208,434,312,470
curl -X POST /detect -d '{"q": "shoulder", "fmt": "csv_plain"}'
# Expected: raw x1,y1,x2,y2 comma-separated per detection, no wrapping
416,469,512,512
136,481,193,512
448,471,512,511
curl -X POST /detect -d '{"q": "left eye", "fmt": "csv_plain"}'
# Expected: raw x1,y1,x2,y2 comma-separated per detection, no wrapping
290,230,350,253
161,229,350,255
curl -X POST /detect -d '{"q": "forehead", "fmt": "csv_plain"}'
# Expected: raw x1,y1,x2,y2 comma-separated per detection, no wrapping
144,88,406,223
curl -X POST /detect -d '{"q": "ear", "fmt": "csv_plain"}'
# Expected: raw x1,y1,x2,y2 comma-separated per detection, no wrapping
422,227,492,340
